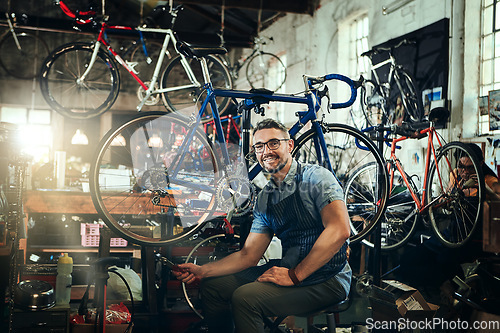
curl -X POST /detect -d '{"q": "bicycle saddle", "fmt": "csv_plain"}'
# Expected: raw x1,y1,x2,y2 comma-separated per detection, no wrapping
176,41,227,59
428,107,449,124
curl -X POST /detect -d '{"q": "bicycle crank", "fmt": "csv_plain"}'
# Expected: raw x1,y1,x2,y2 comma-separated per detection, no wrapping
216,175,256,217
137,81,161,105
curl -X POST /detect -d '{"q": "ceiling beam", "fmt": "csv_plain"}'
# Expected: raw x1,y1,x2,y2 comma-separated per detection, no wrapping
184,4,250,35
177,0,319,15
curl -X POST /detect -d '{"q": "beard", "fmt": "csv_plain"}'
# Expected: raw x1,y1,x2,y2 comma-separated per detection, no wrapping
262,156,289,174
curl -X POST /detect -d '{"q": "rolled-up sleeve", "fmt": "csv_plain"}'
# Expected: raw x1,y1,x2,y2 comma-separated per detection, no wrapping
303,165,344,213
250,209,273,235
250,192,274,235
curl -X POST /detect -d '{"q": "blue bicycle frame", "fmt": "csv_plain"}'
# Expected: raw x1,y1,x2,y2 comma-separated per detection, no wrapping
169,72,359,189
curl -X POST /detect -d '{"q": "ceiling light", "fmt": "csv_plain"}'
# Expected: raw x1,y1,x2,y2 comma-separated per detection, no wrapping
71,129,89,145
148,134,163,148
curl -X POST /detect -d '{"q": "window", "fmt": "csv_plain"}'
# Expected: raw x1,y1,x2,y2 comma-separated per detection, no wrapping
0,107,52,163
336,13,370,126
348,15,370,78
480,0,500,134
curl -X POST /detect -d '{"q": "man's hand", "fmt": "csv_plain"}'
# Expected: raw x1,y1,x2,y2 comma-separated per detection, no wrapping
257,266,294,286
171,263,202,284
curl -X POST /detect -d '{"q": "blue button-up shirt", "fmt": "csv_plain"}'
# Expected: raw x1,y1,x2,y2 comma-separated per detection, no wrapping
251,160,351,293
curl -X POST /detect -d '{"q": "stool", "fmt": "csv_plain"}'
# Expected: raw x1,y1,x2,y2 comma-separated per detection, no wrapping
268,295,351,333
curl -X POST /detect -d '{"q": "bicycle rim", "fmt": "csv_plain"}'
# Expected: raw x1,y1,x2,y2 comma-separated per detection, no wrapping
182,233,241,319
396,69,423,122
0,33,49,80
246,52,287,91
89,111,220,246
292,123,388,244
426,142,484,248
353,162,419,251
160,55,232,117
40,42,119,119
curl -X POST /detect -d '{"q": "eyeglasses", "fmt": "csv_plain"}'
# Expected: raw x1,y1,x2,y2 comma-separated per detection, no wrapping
458,162,475,172
252,138,289,153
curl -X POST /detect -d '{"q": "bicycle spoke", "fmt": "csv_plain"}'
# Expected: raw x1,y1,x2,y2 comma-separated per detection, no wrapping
294,124,388,244
90,112,220,246
161,55,232,116
40,43,119,119
427,142,484,248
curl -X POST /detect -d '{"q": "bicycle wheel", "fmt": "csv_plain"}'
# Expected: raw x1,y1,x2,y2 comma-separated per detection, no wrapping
89,111,220,246
394,69,423,122
347,162,419,251
0,32,49,80
160,54,232,117
245,52,287,91
40,42,120,119
360,79,384,127
292,123,388,244
426,142,485,248
182,233,240,319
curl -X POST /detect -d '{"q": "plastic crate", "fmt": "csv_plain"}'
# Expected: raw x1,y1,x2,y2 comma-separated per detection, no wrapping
80,223,128,247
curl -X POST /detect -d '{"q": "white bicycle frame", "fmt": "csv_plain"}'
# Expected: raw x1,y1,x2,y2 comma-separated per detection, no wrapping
3,13,22,50
367,52,412,113
369,54,396,95
77,26,202,111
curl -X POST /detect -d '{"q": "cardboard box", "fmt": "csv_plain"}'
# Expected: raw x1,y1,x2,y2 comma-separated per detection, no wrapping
72,323,132,333
369,280,439,321
483,200,500,253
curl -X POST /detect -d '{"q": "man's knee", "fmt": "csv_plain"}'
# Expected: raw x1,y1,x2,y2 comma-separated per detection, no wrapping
231,283,262,311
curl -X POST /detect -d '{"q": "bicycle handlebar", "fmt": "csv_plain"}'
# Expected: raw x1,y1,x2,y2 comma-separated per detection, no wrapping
305,74,363,109
361,39,415,58
56,0,97,24
377,121,430,138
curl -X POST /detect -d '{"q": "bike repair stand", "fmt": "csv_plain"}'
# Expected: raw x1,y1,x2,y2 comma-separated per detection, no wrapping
237,99,254,246
156,207,175,312
92,255,121,333
372,114,388,287
137,206,176,332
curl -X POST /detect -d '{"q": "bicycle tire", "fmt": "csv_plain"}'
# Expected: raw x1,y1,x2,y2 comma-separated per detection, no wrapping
359,79,385,127
394,68,423,122
182,233,241,319
292,123,389,244
0,32,49,80
89,111,220,246
347,162,419,251
245,52,287,91
426,142,485,248
160,54,232,117
40,42,120,119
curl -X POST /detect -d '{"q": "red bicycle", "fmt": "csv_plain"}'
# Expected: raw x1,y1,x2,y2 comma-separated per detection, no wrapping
345,108,485,250
39,1,232,119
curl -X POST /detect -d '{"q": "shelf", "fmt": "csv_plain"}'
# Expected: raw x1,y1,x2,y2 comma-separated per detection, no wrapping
29,246,141,255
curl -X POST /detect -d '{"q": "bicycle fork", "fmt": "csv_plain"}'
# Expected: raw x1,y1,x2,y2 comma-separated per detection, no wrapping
5,13,22,51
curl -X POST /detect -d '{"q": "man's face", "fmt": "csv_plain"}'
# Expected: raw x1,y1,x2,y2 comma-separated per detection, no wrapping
253,128,293,174
458,156,476,180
